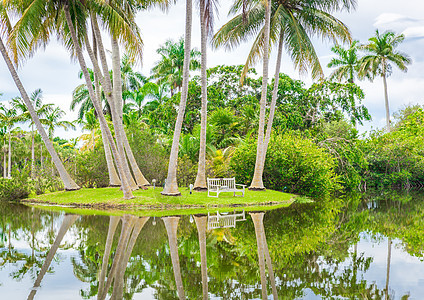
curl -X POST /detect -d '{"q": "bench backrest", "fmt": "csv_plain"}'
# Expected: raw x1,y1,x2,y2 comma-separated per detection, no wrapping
207,177,236,189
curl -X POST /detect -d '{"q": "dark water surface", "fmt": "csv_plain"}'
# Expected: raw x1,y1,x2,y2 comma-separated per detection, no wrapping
1,191,424,299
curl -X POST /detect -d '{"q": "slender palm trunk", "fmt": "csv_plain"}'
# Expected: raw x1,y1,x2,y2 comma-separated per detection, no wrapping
28,214,78,300
262,221,278,299
0,37,79,190
98,216,135,300
194,216,208,300
110,38,138,189
249,0,271,190
382,66,390,131
162,0,192,196
88,16,136,190
385,237,392,300
7,127,11,178
3,140,6,178
163,217,185,299
122,132,149,186
91,129,95,151
250,213,267,300
262,31,284,165
98,216,120,299
194,0,208,191
31,125,35,178
63,4,132,198
91,26,121,187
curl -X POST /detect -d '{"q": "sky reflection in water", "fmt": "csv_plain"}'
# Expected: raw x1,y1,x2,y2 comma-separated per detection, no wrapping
1,192,424,299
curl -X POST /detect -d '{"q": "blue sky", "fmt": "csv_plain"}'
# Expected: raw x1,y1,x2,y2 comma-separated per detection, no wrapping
1,0,424,138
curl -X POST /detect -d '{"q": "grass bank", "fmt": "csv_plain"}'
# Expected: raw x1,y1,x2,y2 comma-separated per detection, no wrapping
20,186,295,211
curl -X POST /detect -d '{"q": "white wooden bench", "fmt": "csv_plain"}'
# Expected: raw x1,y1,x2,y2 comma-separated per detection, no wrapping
207,177,246,198
207,210,246,230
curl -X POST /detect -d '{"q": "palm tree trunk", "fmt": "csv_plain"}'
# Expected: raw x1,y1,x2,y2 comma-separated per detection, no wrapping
98,216,135,300
194,0,208,191
110,38,138,190
250,213,268,300
122,133,150,186
263,31,284,165
98,216,120,299
28,214,78,300
163,217,185,299
92,129,95,151
194,216,208,300
262,224,278,299
382,69,390,132
249,0,271,190
91,45,121,187
111,217,149,300
0,37,79,190
7,127,11,178
385,237,392,300
3,140,6,178
31,125,35,178
40,144,43,170
63,4,133,198
162,0,192,196
88,16,137,190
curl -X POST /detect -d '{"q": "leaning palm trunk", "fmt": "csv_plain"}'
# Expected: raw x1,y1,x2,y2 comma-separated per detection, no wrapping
64,4,133,198
122,133,149,186
98,216,120,298
251,213,268,300
262,31,284,164
110,38,139,189
163,217,186,299
28,214,78,300
7,127,11,178
194,0,208,191
194,216,208,300
249,0,271,190
88,17,137,190
0,37,80,190
98,216,135,300
92,57,121,187
162,0,192,196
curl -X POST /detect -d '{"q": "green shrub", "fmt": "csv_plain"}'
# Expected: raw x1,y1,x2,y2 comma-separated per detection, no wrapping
75,147,109,188
31,169,64,195
230,133,338,198
0,168,31,201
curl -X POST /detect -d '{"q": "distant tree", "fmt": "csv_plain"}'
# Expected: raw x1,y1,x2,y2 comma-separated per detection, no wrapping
328,41,360,83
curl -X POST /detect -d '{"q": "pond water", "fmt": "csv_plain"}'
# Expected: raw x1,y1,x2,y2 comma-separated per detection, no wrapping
1,191,424,299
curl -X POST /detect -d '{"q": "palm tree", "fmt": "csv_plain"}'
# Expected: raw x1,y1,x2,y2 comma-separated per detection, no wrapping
214,0,355,189
0,4,80,190
152,37,200,96
12,89,52,177
77,109,98,151
328,40,360,83
358,30,411,131
162,0,193,196
125,82,159,117
44,106,75,140
0,102,25,178
194,0,219,191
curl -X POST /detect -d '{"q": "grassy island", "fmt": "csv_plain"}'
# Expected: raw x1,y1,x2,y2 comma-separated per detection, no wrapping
20,187,295,213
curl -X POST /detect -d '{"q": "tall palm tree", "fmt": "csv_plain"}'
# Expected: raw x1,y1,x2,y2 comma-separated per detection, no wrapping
152,37,200,96
193,0,219,191
0,102,24,178
0,4,79,189
44,106,75,140
214,0,355,189
328,40,360,83
125,82,159,117
358,30,411,131
12,89,52,177
162,0,193,196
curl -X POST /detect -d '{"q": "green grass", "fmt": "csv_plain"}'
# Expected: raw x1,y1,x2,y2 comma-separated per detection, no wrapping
25,186,295,211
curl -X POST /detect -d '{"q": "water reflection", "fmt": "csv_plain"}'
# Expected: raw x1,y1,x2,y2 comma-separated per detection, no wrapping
1,191,424,299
